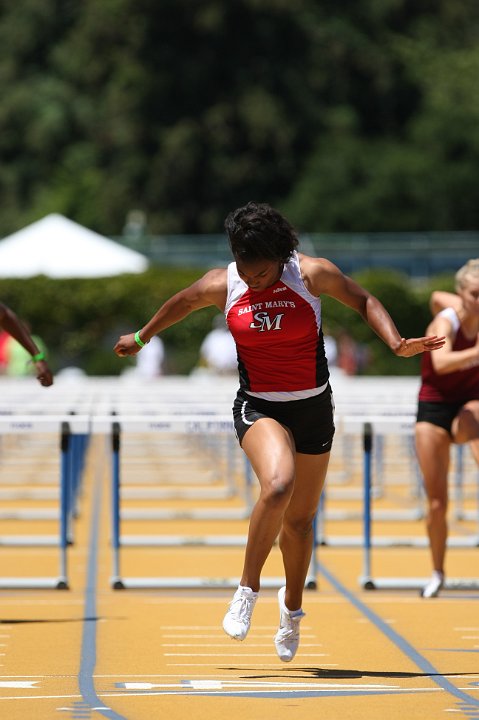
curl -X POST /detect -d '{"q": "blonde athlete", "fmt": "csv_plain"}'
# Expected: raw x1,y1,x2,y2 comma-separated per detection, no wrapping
114,202,444,661
416,259,479,598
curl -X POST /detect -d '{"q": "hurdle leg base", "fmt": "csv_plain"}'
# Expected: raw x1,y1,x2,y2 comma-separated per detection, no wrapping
364,577,479,591
0,578,69,589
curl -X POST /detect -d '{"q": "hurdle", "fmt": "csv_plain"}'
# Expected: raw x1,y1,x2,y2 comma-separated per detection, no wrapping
115,403,236,502
115,412,251,522
109,402,241,502
0,415,89,588
350,416,479,592
322,401,424,521
97,415,318,590
0,417,89,546
452,444,479,528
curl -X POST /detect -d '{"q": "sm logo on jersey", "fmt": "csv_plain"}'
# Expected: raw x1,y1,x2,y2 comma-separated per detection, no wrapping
249,311,284,332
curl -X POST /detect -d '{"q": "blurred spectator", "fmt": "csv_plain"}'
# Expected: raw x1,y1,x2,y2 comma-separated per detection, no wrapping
337,330,359,375
199,314,237,374
0,330,9,374
322,330,338,367
135,335,165,379
337,330,370,375
123,209,147,242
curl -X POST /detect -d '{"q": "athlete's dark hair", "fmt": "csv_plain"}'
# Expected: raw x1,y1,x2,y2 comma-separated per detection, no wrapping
225,202,299,263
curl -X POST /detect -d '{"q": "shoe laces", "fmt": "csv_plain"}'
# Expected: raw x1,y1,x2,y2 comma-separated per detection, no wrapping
229,592,255,623
276,611,304,641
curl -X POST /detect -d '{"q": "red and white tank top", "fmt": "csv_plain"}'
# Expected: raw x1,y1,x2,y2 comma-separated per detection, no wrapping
419,307,479,403
225,251,329,399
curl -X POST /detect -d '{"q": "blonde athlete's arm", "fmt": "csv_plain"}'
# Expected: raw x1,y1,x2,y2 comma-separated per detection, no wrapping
430,290,462,317
425,313,479,375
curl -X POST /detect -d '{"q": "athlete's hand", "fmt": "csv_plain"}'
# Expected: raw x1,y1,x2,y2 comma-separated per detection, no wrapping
114,333,141,357
394,335,446,358
35,360,54,386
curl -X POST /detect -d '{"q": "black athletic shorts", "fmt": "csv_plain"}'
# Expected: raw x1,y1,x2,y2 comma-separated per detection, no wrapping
416,400,466,435
232,385,335,455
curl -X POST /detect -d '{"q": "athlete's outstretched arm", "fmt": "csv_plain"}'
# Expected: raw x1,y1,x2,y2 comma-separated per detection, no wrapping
0,302,53,386
301,256,445,357
113,268,227,357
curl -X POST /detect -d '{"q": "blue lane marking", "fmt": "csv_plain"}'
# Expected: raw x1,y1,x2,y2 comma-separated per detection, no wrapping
78,459,128,720
427,649,479,653
318,560,479,711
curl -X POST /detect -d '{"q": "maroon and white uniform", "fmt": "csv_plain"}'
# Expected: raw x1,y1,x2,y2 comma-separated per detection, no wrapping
418,307,479,403
225,251,329,400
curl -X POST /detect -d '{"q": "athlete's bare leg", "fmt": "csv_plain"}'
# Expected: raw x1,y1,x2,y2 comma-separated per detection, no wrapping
452,400,479,466
279,451,329,611
415,422,450,573
239,418,296,592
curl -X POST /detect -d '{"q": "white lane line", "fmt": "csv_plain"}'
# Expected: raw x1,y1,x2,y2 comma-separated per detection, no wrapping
0,694,82,701
161,625,312,630
161,643,321,648
120,680,401,690
102,687,445,698
163,652,328,657
0,599,83,605
165,662,340,667
454,628,479,631
57,708,110,713
161,634,316,638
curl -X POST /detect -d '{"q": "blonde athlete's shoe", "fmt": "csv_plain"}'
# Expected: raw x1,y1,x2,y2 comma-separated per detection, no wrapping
223,586,258,640
421,571,444,598
274,586,305,662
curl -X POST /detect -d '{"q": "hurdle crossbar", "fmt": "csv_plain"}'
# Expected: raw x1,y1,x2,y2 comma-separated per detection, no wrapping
0,416,89,589
347,416,479,591
104,416,318,590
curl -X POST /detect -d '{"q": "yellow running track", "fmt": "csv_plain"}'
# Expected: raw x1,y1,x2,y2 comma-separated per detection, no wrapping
0,377,478,720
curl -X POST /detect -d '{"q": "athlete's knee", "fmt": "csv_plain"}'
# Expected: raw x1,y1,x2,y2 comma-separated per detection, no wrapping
454,404,479,441
428,496,448,518
261,472,295,508
282,511,316,538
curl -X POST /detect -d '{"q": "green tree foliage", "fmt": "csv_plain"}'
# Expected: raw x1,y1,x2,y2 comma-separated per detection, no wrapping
1,0,478,236
284,0,479,232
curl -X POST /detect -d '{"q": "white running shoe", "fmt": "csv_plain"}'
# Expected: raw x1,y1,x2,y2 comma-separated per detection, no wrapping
223,586,258,641
421,571,444,598
274,586,305,662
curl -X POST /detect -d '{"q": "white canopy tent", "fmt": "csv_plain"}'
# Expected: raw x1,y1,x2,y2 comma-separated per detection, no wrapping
0,214,149,278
